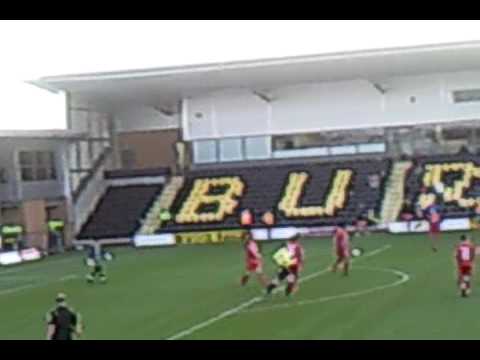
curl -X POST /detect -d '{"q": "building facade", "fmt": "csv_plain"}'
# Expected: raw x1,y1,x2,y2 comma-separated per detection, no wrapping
24,41,480,242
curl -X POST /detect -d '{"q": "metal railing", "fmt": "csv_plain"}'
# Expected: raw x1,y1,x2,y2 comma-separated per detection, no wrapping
72,148,113,235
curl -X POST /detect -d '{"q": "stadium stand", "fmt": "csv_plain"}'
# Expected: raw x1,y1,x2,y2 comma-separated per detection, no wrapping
71,152,480,240
403,153,480,220
161,157,389,232
78,184,163,240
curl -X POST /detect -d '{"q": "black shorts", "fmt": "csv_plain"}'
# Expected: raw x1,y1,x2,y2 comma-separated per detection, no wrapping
278,267,291,281
93,264,103,273
51,331,74,340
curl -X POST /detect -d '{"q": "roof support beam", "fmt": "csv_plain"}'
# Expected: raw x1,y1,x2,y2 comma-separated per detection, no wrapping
153,106,178,117
252,90,274,103
369,81,388,95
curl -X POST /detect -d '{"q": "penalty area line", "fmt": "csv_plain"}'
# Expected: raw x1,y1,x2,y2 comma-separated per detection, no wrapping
165,244,392,340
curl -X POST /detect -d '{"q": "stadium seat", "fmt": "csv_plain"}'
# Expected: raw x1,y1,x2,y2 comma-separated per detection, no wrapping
77,184,163,240
162,159,388,232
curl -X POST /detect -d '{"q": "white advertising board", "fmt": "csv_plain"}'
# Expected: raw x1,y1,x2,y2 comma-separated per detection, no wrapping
388,218,471,233
250,229,270,240
441,218,471,231
133,234,176,247
0,251,23,266
251,227,299,241
271,227,300,240
20,248,42,262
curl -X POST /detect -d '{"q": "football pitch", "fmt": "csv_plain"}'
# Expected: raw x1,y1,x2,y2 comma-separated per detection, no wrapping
1,232,479,340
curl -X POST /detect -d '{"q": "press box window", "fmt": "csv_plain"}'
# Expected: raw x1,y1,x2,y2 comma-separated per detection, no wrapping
193,140,218,164
19,151,57,182
452,89,480,103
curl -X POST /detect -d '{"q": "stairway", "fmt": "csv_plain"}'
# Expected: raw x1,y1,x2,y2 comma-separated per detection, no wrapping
380,161,413,224
138,176,185,235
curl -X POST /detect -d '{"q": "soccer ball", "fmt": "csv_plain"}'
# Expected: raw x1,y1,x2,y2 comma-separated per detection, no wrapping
85,258,96,267
351,248,363,257
103,251,114,262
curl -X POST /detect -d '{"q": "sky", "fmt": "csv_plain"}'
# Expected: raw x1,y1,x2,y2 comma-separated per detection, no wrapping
1,20,480,131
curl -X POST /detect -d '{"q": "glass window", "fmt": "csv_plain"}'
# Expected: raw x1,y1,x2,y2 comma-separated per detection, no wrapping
357,143,386,154
19,151,34,165
245,136,271,160
193,140,218,164
219,138,243,162
19,151,56,182
21,168,34,182
36,151,53,165
443,127,470,141
329,145,357,155
0,168,7,183
452,89,480,103
36,167,49,181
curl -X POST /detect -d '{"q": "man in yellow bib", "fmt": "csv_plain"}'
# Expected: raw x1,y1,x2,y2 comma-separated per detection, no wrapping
266,235,304,296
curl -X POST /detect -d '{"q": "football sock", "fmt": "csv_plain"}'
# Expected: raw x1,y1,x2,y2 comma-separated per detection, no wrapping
266,283,277,294
286,282,294,296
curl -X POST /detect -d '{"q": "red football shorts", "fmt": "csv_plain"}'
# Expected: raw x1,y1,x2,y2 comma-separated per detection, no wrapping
337,247,349,260
458,263,473,277
288,264,300,277
429,222,440,235
246,259,263,273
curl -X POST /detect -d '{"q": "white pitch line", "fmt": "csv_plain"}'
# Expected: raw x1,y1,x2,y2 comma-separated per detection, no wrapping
0,274,79,296
0,254,81,296
243,266,410,313
0,256,80,276
60,274,79,282
297,244,392,284
165,244,392,340
362,245,392,258
166,297,263,340
0,284,37,295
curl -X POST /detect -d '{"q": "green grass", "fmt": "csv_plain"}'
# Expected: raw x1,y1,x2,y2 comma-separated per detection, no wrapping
0,232,478,340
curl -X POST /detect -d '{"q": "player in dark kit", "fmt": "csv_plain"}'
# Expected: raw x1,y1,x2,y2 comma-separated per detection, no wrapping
45,293,83,340
85,243,111,284
455,235,476,298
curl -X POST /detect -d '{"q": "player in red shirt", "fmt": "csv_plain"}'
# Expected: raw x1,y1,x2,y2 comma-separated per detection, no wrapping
240,232,268,288
286,234,305,295
426,205,441,252
455,234,476,298
331,224,351,276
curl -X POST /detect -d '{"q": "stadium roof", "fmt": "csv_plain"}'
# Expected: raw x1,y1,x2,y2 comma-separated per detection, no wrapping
0,129,85,140
30,41,480,111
